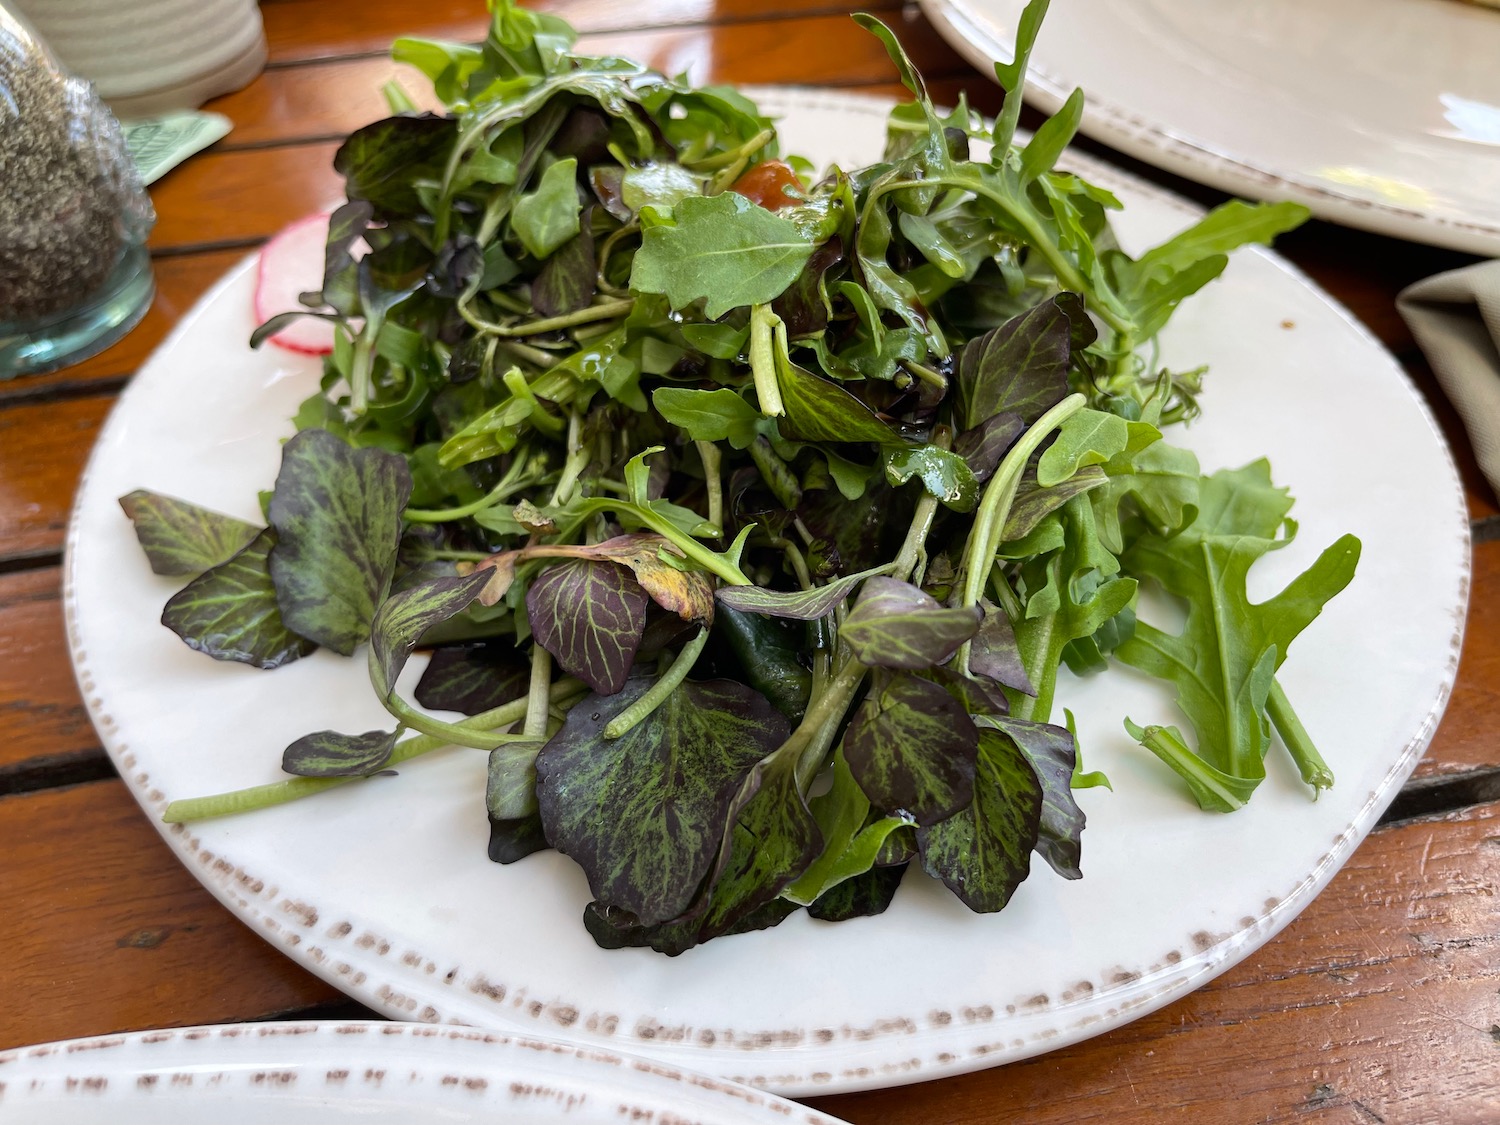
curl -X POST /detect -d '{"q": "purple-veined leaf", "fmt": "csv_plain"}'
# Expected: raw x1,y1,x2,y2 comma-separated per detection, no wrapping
715,565,885,621
414,642,530,716
526,559,649,695
841,576,981,669
955,293,1090,431
282,727,400,777
981,714,1082,879
916,727,1043,911
370,570,494,700
969,602,1035,696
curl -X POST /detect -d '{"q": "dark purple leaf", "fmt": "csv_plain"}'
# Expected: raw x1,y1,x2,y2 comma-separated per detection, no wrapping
807,863,906,922
714,567,875,621
370,570,493,700
282,727,399,777
535,677,789,925
969,602,1036,696
120,489,259,578
161,528,317,670
526,560,649,695
916,727,1043,911
841,577,982,669
415,642,531,716
955,293,1091,431
954,412,1025,484
984,715,1083,879
531,218,597,318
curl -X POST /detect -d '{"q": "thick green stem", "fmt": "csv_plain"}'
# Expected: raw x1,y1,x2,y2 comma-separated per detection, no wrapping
749,304,785,416
405,452,538,523
696,440,723,532
604,628,710,739
523,645,553,739
955,392,1086,675
1267,678,1334,795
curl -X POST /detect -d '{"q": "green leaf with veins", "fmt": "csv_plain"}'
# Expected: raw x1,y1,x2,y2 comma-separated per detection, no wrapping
161,528,318,669
511,157,581,258
526,560,648,695
283,727,400,778
843,577,982,669
631,192,816,318
1116,462,1360,806
844,670,980,825
916,727,1042,912
652,387,762,450
884,444,979,512
119,490,259,578
267,429,412,656
1036,407,1130,487
774,348,899,445
534,677,788,925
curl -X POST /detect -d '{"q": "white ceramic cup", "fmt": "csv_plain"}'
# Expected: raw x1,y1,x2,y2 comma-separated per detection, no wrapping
9,0,266,117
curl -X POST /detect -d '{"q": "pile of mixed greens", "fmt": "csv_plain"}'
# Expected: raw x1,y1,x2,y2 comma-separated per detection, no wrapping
122,0,1360,954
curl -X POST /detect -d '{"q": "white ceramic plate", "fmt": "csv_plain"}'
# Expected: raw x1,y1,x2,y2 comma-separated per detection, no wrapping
921,0,1500,256
0,1021,848,1123
65,89,1469,1096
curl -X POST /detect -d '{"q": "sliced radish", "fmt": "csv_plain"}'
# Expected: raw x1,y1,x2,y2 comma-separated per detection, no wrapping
254,210,339,355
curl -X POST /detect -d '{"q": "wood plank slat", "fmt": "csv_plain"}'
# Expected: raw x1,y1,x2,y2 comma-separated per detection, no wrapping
807,802,1500,1124
0,781,341,1052
259,0,906,66
0,569,100,772
0,395,112,561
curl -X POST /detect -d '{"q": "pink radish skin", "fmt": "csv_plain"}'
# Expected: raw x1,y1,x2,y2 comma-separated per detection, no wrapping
255,211,339,355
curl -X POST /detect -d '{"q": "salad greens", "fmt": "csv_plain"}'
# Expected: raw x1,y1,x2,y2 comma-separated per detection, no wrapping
122,0,1359,954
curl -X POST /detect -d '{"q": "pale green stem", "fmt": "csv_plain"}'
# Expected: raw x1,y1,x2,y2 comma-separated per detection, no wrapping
460,296,635,338
696,440,724,532
160,680,586,823
523,645,553,739
604,628,711,739
748,305,785,416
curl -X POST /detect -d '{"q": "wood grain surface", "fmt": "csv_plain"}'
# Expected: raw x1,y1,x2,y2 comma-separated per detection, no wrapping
1,2,1496,1123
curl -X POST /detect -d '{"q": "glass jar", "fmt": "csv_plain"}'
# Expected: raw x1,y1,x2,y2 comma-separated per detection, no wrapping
0,2,154,379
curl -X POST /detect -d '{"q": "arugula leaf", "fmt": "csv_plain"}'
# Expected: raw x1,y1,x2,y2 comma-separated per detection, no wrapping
119,490,259,578
1116,462,1360,805
631,192,816,318
161,528,318,670
535,676,788,924
267,429,412,656
512,156,582,259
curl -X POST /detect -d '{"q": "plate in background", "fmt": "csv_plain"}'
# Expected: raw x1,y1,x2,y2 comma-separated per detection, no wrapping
921,0,1500,255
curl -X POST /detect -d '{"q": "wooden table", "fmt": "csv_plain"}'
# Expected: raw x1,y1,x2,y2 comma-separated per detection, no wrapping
3,1,1497,1120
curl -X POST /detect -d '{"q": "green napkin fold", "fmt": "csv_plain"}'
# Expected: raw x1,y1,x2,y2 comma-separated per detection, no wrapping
1398,260,1500,501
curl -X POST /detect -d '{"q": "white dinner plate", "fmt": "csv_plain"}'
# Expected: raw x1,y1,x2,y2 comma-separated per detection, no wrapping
0,1021,847,1123
64,89,1469,1096
921,0,1500,256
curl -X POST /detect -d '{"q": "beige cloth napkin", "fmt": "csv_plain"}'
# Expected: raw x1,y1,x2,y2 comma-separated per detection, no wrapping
1398,260,1500,501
